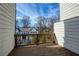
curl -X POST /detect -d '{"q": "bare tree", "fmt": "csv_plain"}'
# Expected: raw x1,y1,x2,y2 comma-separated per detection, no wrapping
36,16,46,33
22,16,30,28
46,17,54,32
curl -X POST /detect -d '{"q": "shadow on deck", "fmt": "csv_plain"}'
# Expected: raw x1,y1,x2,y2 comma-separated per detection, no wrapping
8,43,78,56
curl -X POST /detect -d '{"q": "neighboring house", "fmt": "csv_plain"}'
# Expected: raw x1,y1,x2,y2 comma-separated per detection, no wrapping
20,27,30,32
17,27,38,34
30,27,38,34
16,28,21,33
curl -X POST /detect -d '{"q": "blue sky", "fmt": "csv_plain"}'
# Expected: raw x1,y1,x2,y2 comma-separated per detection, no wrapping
16,3,59,27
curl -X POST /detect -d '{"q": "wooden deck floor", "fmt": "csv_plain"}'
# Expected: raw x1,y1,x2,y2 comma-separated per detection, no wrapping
9,43,78,56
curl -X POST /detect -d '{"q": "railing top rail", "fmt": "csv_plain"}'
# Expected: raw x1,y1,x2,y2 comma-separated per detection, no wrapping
15,33,53,36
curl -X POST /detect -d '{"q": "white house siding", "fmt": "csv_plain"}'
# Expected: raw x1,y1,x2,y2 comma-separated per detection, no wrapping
60,3,79,21
54,3,79,54
0,4,15,56
54,21,65,46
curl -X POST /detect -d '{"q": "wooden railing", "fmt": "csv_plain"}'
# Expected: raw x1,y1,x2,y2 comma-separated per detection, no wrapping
15,32,54,47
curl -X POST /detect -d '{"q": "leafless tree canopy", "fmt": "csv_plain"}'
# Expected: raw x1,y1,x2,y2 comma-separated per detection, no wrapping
35,16,54,33
22,16,30,28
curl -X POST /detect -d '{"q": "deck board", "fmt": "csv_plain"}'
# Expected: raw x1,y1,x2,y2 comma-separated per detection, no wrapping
8,43,78,56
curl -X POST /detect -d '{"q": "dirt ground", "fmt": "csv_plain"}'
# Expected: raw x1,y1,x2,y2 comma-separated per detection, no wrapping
9,43,78,56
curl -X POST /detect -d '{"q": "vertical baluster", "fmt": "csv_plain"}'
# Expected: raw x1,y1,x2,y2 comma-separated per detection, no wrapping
26,36,27,43
28,32,29,43
20,35,22,45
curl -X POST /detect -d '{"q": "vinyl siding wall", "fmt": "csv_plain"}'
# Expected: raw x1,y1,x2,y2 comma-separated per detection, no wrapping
54,3,79,54
0,4,15,56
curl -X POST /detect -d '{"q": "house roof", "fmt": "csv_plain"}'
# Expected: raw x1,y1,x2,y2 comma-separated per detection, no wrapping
19,27,38,32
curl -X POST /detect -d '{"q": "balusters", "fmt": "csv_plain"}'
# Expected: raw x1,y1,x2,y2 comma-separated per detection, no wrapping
26,36,27,43
20,36,22,44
